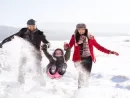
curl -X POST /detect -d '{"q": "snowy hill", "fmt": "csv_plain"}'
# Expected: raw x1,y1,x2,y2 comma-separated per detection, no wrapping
0,26,19,40
0,36,130,98
0,24,130,41
0,25,72,41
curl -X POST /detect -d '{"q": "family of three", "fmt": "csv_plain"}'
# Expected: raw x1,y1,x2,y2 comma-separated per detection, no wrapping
0,19,119,89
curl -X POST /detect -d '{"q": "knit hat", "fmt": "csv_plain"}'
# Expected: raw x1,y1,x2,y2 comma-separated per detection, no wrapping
76,23,86,29
27,19,36,25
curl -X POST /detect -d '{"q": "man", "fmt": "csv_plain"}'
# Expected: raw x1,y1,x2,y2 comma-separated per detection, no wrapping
0,19,50,50
0,19,50,85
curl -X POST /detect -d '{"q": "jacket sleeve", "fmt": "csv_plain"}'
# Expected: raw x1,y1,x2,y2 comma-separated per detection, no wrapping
69,35,75,49
40,31,49,44
42,49,55,63
64,48,71,62
92,38,111,54
1,30,23,45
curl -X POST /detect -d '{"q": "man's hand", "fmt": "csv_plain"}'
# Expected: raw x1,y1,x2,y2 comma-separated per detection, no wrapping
47,43,50,48
41,44,48,50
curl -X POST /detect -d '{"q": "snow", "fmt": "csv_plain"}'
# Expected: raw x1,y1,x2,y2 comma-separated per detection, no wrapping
0,36,130,98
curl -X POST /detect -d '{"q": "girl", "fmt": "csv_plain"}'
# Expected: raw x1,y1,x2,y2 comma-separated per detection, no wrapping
42,44,70,79
68,23,119,89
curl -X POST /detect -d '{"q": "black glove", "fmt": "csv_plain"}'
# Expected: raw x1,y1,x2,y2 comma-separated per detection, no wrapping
0,43,2,48
42,43,50,49
42,44,48,50
46,43,50,48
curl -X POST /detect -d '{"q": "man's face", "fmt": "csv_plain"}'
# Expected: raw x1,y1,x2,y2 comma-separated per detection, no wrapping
27,25,37,31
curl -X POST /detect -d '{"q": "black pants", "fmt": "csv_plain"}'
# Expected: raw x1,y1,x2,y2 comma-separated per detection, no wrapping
74,56,93,88
81,56,93,73
47,63,67,75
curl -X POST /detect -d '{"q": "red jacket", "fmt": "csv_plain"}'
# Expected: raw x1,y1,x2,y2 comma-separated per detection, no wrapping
69,35,111,63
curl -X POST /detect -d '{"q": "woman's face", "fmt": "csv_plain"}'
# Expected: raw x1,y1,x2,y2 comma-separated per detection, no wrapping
55,50,63,57
77,28,85,35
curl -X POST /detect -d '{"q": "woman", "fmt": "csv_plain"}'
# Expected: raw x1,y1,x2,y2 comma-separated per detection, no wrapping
68,23,119,89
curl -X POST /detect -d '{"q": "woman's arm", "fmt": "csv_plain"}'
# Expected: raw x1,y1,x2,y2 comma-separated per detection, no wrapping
69,35,75,49
90,37,119,56
92,38,111,54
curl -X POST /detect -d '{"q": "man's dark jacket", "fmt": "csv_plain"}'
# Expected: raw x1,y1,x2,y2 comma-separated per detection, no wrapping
0,28,49,50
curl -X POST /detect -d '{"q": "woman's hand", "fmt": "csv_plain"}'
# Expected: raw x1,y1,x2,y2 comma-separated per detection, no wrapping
64,42,70,50
109,51,119,56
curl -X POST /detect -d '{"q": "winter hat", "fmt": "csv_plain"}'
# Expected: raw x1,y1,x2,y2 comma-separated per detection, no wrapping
27,19,36,25
76,23,86,29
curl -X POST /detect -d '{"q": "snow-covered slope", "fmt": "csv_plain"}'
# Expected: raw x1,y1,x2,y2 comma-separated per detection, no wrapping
0,36,130,98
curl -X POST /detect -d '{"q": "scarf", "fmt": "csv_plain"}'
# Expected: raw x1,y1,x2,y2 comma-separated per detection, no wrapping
79,36,90,57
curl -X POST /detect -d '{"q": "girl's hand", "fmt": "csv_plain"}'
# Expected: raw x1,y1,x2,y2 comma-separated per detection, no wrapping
64,42,70,50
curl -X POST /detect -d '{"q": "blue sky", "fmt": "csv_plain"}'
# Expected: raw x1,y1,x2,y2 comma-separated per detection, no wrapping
0,0,130,33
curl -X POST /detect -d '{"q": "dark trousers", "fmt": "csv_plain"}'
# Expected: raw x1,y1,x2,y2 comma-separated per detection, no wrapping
47,63,67,75
74,56,93,89
81,56,93,73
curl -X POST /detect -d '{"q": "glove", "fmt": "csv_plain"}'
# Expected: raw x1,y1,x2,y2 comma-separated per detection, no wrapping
109,51,119,56
42,44,48,50
47,43,50,48
42,43,50,49
64,42,70,50
0,43,2,48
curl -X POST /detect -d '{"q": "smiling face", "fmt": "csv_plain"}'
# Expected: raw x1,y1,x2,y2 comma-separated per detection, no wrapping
55,50,63,57
27,25,37,31
77,28,86,35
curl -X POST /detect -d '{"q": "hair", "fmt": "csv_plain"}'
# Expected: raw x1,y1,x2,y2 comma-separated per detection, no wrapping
75,29,88,43
53,48,64,57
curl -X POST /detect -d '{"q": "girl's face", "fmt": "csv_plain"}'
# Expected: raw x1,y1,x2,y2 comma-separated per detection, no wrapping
77,28,85,35
55,50,63,57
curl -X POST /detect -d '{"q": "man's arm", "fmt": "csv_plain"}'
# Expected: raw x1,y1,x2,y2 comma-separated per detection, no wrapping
39,31,50,48
0,28,26,47
1,32,21,45
42,44,55,63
